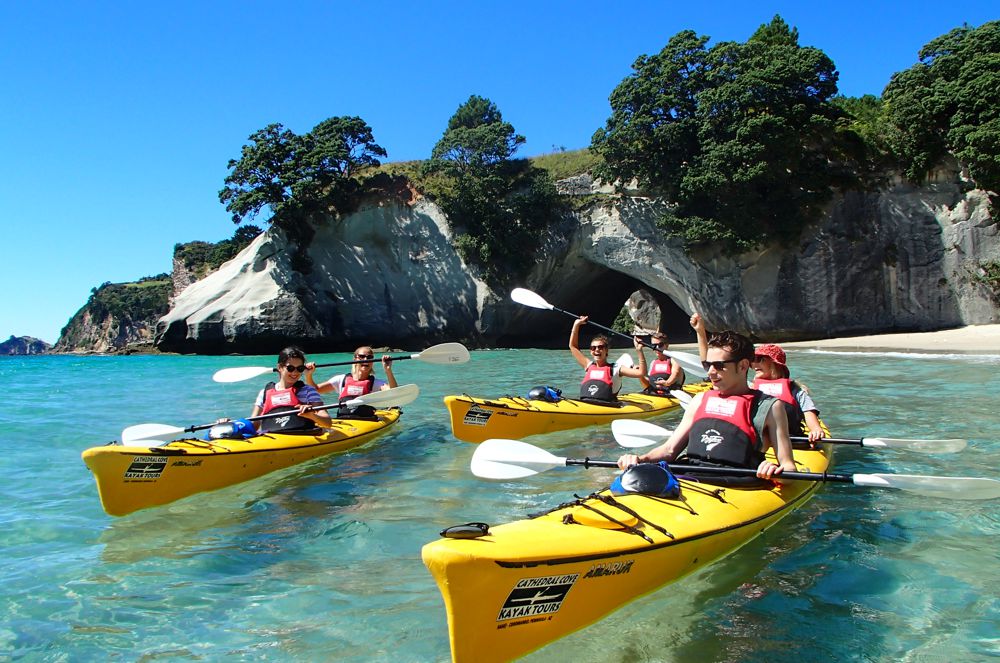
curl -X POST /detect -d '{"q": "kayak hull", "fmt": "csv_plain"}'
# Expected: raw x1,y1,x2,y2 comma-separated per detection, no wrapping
422,443,831,662
82,409,401,516
444,383,710,443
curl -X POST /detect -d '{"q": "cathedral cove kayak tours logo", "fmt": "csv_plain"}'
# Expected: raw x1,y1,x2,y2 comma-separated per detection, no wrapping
463,404,494,427
497,574,578,623
124,456,167,480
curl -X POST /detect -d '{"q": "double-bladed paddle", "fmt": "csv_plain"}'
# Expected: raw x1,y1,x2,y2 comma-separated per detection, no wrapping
120,384,420,444
470,438,999,500
510,288,707,378
211,342,470,383
610,419,968,453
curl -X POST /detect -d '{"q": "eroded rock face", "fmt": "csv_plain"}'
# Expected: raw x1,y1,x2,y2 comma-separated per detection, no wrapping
155,199,488,354
154,162,998,353
0,335,51,355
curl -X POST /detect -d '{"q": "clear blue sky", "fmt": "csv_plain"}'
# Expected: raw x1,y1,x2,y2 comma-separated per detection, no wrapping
2,1,995,344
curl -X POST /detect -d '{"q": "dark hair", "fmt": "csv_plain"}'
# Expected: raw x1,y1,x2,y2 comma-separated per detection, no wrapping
590,333,610,346
277,346,306,365
708,331,754,362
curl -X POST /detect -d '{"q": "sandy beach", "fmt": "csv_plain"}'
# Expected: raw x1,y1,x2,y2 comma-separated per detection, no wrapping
669,324,1000,353
773,324,1000,353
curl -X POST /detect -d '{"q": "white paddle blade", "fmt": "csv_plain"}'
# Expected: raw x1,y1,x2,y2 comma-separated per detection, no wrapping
615,353,634,368
864,437,968,453
853,473,1000,500
510,288,554,310
611,419,672,448
670,389,693,408
346,384,420,409
121,423,185,444
470,438,566,479
212,366,273,383
666,351,708,378
415,342,470,365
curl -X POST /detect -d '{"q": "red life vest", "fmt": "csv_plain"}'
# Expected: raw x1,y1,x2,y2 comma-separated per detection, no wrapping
645,358,675,395
752,377,805,433
260,381,313,432
686,390,770,468
580,362,615,401
339,374,376,402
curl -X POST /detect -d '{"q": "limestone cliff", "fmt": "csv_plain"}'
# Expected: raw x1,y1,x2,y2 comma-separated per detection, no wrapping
156,198,489,354
154,161,998,353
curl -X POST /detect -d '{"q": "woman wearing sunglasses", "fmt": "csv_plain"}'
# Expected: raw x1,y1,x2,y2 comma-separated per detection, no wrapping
250,346,332,432
569,316,646,402
307,345,398,401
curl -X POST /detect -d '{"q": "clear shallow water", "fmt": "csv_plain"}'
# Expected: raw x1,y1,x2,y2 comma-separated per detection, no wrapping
1,348,998,661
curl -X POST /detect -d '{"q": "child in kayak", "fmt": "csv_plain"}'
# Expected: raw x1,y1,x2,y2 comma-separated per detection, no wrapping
569,316,645,402
751,344,825,443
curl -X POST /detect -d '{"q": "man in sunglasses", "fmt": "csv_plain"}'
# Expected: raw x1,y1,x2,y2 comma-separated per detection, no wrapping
251,346,332,432
637,331,685,395
569,316,646,403
307,345,398,403
617,329,797,481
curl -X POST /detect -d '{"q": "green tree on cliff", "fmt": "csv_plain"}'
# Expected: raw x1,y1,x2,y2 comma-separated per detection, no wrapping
219,117,387,227
592,16,846,251
425,95,563,281
882,20,1000,194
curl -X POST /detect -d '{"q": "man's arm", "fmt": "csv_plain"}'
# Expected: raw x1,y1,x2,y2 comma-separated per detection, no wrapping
617,392,703,468
759,401,797,479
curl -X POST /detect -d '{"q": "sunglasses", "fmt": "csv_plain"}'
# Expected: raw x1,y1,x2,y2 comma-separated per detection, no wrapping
653,343,668,349
590,345,607,351
355,354,374,360
284,364,306,372
701,359,738,371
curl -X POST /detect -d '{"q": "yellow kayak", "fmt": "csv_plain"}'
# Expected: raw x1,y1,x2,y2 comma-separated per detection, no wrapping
422,442,831,662
82,409,401,516
444,383,711,443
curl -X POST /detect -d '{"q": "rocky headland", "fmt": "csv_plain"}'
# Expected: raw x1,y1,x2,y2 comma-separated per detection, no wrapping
149,160,998,354
0,335,51,355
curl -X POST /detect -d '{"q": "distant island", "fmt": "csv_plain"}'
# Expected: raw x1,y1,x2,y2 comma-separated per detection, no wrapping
0,335,51,355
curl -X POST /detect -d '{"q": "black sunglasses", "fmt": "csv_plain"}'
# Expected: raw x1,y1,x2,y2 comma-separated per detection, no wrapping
284,364,306,372
701,359,738,371
590,345,607,351
355,354,375,360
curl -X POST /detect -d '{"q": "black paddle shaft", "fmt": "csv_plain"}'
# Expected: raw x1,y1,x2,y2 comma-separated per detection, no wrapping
184,403,340,433
566,458,854,484
551,305,659,352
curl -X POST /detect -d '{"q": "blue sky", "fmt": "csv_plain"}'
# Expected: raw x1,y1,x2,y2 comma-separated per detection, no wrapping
2,2,996,344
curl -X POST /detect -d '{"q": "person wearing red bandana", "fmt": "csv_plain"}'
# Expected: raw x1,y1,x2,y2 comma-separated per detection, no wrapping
569,316,645,402
751,343,824,443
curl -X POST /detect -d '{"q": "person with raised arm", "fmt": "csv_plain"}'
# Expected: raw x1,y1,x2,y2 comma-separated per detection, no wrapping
569,316,645,403
617,329,797,481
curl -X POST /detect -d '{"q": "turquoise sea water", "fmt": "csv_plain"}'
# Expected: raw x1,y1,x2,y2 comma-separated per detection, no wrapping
2,347,999,662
